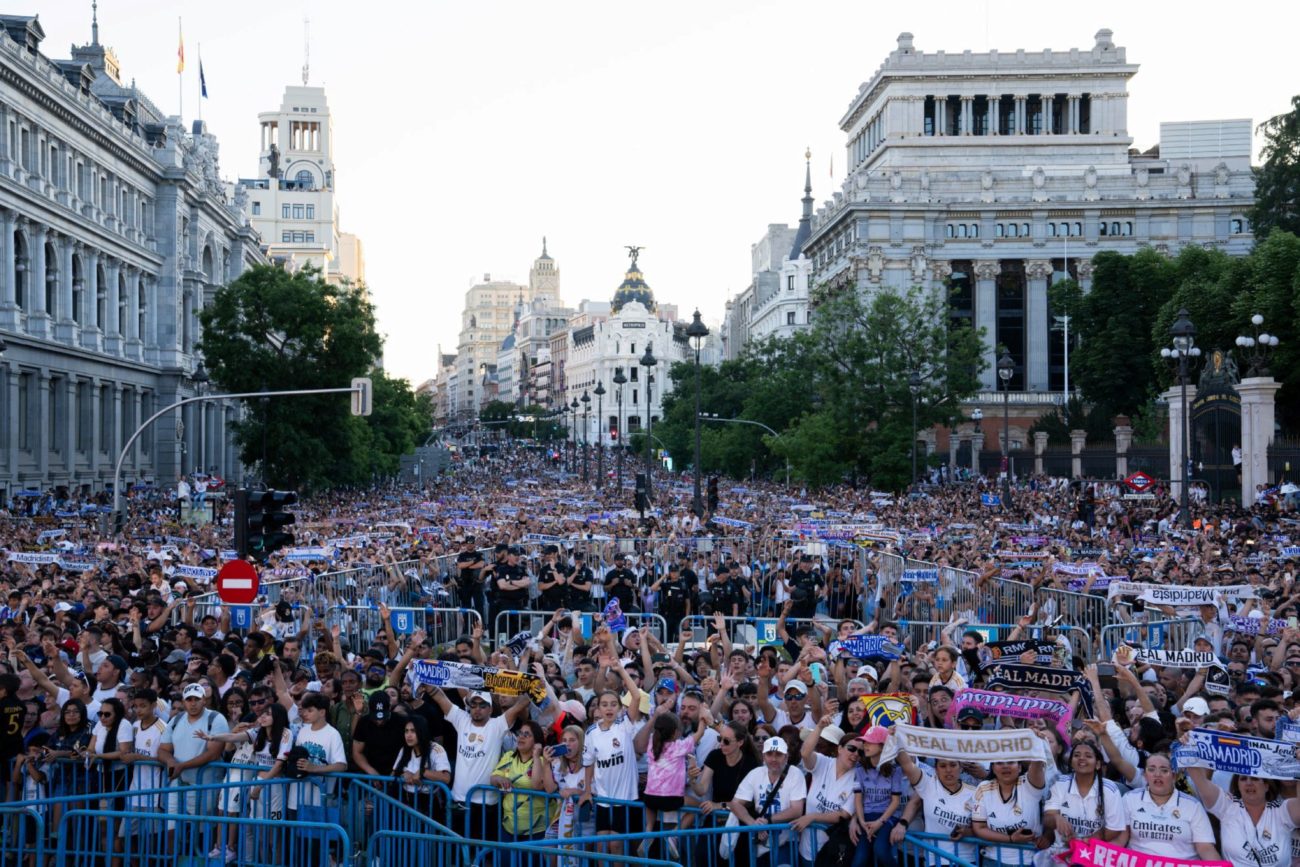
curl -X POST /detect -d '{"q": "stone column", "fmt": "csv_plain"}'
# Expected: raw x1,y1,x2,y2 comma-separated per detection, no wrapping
1025,260,1052,391
1043,96,1054,135
990,97,1000,136
1015,96,1026,134
1070,429,1087,479
30,224,49,337
0,210,16,323
80,246,99,349
65,377,77,476
948,431,960,470
56,235,75,340
973,262,1000,389
105,259,123,355
1076,259,1095,294
111,383,123,472
1114,418,1134,480
1162,384,1188,500
963,97,974,134
1033,431,1048,476
5,363,18,476
1238,377,1282,506
133,390,144,468
90,378,101,478
971,430,985,473
37,371,50,480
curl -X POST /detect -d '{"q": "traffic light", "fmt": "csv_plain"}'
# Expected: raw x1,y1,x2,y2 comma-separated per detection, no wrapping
708,475,719,513
234,489,297,561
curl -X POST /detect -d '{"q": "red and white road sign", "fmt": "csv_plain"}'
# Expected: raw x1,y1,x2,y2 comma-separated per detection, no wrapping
216,559,259,604
1124,471,1156,493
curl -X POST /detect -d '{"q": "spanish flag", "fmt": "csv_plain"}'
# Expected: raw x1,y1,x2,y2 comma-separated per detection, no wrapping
177,20,185,73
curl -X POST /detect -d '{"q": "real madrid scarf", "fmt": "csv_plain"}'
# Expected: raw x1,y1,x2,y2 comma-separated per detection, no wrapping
984,663,1094,716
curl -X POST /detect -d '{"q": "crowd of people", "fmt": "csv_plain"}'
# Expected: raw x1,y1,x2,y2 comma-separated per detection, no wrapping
0,443,1299,867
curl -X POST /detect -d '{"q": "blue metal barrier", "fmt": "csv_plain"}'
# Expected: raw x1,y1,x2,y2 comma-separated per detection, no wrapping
898,830,1035,867
54,807,350,867
366,829,681,867
0,805,45,866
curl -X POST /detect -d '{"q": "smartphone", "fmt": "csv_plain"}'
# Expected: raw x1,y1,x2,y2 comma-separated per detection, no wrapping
1289,616,1298,630
810,662,826,685
551,744,569,758
1096,663,1118,694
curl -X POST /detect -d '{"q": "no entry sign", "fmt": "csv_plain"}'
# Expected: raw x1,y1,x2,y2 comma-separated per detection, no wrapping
217,559,259,604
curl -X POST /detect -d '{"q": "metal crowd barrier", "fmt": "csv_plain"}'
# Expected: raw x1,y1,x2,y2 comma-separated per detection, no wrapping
895,620,1096,664
367,830,681,867
899,831,1035,867
327,605,483,653
1100,618,1204,659
1037,585,1111,633
493,608,669,646
678,614,865,652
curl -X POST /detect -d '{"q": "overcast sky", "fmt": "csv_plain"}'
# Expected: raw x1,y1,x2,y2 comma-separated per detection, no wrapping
26,1,1298,385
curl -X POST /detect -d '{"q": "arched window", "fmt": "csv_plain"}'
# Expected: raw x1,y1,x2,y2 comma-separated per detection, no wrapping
138,279,147,342
970,224,980,239
295,169,314,190
1110,222,1121,236
1124,222,1134,237
957,224,967,239
117,272,126,335
995,223,1005,238
44,241,58,317
1099,222,1108,236
1048,222,1058,238
96,269,106,328
1022,223,1030,237
13,231,27,309
1060,223,1070,237
1074,222,1083,237
945,224,954,239
1230,218,1244,234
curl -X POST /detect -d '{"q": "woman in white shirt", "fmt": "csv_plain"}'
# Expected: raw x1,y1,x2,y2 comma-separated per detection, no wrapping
1115,752,1219,861
1041,740,1126,865
791,716,860,864
1185,765,1300,867
391,716,452,813
541,725,595,849
891,748,977,865
971,743,1049,867
87,698,133,795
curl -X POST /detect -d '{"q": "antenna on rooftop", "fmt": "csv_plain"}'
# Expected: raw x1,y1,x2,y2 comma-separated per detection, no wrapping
302,17,310,86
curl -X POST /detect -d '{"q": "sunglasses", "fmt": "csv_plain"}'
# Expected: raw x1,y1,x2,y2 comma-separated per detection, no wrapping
843,744,861,754
98,711,113,718
720,738,737,746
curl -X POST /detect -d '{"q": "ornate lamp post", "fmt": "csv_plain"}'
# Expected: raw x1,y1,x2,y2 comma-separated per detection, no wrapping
1160,308,1200,527
612,368,627,490
569,397,579,474
640,344,657,501
192,363,209,476
593,381,606,489
997,350,1015,505
1236,313,1280,377
686,310,710,516
580,390,590,483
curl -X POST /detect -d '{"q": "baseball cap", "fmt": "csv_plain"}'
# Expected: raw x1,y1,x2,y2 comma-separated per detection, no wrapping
182,683,206,700
1182,696,1210,716
783,680,808,697
762,736,788,755
956,707,987,723
857,665,879,682
559,699,587,723
466,690,493,706
860,725,890,744
369,691,392,721
655,677,677,695
819,724,846,745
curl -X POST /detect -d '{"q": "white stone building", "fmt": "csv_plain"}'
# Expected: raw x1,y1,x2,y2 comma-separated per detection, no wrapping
798,30,1254,454
563,253,687,447
0,12,263,494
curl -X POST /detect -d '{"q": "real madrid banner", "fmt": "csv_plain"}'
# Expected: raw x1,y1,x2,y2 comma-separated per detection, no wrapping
1131,648,1223,669
893,722,1041,763
1172,728,1300,781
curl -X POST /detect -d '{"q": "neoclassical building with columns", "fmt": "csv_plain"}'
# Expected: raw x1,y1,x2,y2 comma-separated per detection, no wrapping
802,29,1255,452
0,14,262,495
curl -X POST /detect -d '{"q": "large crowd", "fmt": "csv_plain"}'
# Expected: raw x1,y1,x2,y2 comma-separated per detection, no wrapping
1,444,1299,867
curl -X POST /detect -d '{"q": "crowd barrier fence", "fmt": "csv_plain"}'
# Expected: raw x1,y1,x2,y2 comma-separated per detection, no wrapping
678,613,865,653
327,605,483,654
1100,618,1205,659
492,609,669,647
895,620,1096,664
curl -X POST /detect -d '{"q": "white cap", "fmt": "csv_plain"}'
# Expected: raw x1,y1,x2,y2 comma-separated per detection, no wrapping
182,683,206,700
857,665,879,682
467,690,493,706
53,602,74,613
1182,696,1210,716
762,736,789,755
305,680,323,694
783,680,808,697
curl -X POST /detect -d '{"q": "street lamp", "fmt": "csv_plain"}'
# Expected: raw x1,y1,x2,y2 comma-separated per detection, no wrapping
593,381,606,489
639,344,658,502
569,397,579,474
580,390,591,483
997,349,1014,504
1161,308,1200,527
686,309,710,516
612,368,627,490
1236,313,1281,378
909,371,922,486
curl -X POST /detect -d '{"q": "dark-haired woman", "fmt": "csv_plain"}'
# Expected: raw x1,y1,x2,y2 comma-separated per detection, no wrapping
1115,752,1218,861
87,697,132,795
1184,764,1298,867
491,719,554,867
1041,739,1125,865
392,715,451,814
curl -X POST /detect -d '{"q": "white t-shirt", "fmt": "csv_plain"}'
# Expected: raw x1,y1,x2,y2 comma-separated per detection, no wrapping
734,764,808,821
393,744,452,794
127,718,166,802
582,718,640,802
1208,789,1296,867
1044,775,1125,860
87,682,119,719
800,754,859,860
288,723,345,810
447,705,509,805
771,706,816,732
1121,788,1214,861
913,765,978,863
971,775,1046,866
90,718,134,763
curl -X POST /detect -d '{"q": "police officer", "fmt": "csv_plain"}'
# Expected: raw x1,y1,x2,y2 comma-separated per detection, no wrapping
653,562,692,626
568,551,595,612
605,553,639,613
535,545,567,611
493,546,531,613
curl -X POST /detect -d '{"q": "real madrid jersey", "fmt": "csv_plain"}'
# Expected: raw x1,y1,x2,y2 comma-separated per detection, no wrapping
582,717,639,801
1208,790,1297,867
800,754,860,861
971,775,1045,866
1121,788,1214,861
1044,775,1125,860
914,765,978,864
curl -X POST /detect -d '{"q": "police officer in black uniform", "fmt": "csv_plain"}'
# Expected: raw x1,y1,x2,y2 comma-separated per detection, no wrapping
535,545,567,611
567,551,594,612
493,546,531,613
605,553,638,613
653,561,692,626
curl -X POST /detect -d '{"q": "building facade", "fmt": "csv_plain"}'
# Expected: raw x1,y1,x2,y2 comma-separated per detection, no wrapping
0,13,262,495
803,29,1254,438
239,85,365,289
723,157,817,359
563,254,687,447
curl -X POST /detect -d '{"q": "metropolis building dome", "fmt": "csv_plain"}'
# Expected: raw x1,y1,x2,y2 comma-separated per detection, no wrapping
611,246,656,313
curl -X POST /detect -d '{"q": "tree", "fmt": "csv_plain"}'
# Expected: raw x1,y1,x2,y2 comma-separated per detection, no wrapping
197,264,383,491
1251,95,1300,238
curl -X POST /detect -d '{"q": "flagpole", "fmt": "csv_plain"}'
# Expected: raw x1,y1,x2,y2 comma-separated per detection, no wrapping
177,17,183,124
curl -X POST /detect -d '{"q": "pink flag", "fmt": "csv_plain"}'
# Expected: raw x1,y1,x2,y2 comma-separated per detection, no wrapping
1069,838,1229,867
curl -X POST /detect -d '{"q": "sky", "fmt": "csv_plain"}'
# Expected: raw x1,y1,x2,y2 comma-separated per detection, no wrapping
23,1,1300,386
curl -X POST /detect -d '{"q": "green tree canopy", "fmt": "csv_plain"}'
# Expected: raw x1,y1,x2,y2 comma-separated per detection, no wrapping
1251,95,1300,238
198,264,425,490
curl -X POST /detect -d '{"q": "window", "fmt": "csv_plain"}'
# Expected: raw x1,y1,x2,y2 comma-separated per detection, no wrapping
787,311,796,325
281,231,291,243
1110,222,1121,236
1124,222,1134,236
251,202,261,216
306,205,315,220
995,223,1005,238
292,232,305,243
1049,222,1058,238
970,224,980,239
305,232,315,243
292,204,304,219
632,389,638,406
1060,223,1070,237
787,275,795,290
282,204,291,219
945,224,954,239
1022,223,1030,237
1231,218,1245,234
957,224,967,239
630,367,638,382
296,170,314,190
